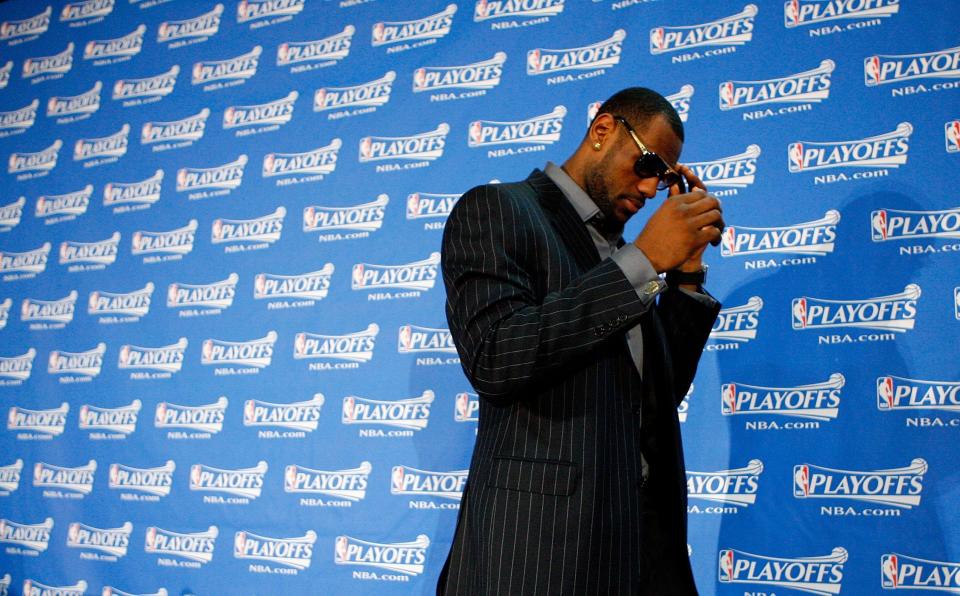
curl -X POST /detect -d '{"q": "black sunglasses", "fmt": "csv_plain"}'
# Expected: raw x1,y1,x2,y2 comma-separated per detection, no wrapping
613,115,684,192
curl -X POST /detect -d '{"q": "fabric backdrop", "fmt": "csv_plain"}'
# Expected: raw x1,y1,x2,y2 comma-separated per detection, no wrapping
0,0,957,594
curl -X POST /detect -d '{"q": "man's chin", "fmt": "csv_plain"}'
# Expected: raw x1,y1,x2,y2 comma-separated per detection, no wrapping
601,212,627,234
616,197,644,220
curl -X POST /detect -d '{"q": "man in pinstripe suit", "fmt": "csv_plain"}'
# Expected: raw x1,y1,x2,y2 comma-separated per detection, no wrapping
438,88,723,595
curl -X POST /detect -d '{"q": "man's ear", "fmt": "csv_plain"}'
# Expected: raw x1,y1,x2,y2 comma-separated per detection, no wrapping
589,113,617,149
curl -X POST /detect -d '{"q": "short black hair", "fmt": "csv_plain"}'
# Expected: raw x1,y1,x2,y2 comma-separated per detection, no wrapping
593,87,684,142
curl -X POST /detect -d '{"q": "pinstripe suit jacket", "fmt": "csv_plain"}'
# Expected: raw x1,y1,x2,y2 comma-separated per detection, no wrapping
438,170,719,595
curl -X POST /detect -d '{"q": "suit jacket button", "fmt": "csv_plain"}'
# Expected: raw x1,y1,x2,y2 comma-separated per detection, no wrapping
632,405,641,415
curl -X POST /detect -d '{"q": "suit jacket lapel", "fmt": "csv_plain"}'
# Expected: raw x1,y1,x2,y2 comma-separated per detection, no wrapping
526,169,600,271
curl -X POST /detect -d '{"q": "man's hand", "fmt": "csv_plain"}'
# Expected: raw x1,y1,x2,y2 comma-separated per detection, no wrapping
633,185,724,273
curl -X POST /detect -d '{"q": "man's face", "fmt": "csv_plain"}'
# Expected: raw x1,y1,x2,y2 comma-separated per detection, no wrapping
584,114,683,233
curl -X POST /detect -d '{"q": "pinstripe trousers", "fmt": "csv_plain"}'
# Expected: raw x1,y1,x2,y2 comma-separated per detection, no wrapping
437,170,718,595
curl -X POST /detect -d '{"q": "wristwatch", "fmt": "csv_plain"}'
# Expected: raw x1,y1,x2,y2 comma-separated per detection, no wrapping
665,264,707,288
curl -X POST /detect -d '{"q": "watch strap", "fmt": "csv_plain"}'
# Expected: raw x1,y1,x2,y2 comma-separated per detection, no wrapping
665,267,706,287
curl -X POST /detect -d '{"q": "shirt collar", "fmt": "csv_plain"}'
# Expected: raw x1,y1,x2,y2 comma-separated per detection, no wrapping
543,161,598,224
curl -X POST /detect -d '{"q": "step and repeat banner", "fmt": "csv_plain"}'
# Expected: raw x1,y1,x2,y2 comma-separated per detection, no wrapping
0,0,958,594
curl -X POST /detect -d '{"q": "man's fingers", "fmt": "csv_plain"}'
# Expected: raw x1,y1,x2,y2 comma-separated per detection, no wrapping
677,164,707,192
667,181,681,197
671,189,709,204
682,195,722,215
691,209,724,229
697,224,723,246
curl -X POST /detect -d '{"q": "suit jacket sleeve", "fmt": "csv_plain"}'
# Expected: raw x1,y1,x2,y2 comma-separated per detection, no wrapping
656,286,722,405
442,183,655,404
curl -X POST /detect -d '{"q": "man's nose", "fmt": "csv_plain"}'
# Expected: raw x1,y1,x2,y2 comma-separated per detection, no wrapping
636,176,659,199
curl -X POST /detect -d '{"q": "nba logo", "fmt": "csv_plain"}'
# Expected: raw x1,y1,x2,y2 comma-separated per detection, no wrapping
649,28,665,52
335,536,349,562
864,55,882,86
788,143,804,172
455,393,471,421
284,465,297,490
398,325,413,352
469,121,483,146
407,193,422,218
342,397,356,422
876,376,895,409
791,298,808,329
721,227,736,255
587,101,601,125
526,49,541,73
718,550,735,582
352,264,365,288
294,333,307,357
392,466,405,491
946,120,960,153
721,384,737,414
234,531,246,556
793,465,810,497
359,137,372,159
475,0,490,19
881,554,899,588
719,82,735,108
871,210,889,241
785,0,801,26
303,206,317,229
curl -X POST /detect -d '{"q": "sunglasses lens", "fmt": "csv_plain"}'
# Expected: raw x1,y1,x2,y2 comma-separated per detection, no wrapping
635,154,681,190
658,172,681,190
633,153,665,179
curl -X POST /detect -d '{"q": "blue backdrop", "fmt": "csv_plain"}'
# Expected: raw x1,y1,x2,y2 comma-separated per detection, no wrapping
0,0,958,594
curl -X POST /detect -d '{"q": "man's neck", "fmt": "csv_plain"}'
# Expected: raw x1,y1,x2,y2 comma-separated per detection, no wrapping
560,159,586,192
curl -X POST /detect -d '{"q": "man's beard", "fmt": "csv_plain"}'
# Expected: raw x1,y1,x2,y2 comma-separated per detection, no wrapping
583,151,625,237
